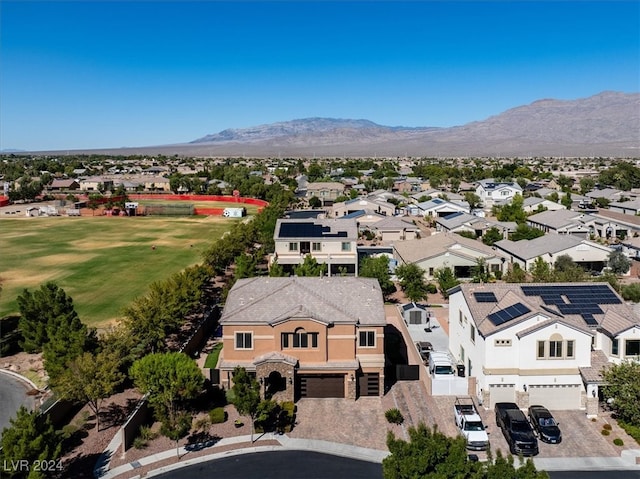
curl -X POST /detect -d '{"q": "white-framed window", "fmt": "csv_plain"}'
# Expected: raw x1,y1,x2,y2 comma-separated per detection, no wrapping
537,336,575,359
566,340,575,358
612,338,619,356
359,330,376,348
312,242,322,251
235,332,253,350
537,340,545,359
289,242,298,252
470,325,476,343
549,340,563,358
341,242,351,252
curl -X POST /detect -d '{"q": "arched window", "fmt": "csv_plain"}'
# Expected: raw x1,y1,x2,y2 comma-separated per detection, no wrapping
549,333,563,358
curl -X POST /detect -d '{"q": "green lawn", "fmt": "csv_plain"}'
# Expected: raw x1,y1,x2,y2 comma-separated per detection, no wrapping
204,342,223,369
0,216,237,329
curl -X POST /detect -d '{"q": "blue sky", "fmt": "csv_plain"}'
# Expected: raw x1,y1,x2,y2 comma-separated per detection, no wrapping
1,1,638,151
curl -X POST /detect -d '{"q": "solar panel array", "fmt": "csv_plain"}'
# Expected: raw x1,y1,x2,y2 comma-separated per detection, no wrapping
474,292,497,303
279,222,348,238
520,284,621,327
487,302,531,326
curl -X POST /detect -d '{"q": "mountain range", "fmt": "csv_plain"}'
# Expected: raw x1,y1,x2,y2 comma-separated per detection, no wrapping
25,91,640,157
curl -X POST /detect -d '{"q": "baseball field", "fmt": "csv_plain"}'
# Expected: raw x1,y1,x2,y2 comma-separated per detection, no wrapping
0,215,236,329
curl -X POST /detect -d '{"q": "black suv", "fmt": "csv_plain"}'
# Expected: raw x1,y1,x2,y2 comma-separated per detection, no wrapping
528,405,562,444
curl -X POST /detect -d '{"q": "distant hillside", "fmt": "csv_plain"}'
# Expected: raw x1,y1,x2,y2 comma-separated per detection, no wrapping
24,91,640,157
186,91,639,157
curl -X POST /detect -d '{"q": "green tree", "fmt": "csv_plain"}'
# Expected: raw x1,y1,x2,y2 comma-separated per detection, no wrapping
269,259,286,277
434,267,460,299
54,350,125,431
17,282,78,353
43,310,94,388
0,406,62,479
231,366,261,442
530,257,553,283
161,411,192,458
579,177,596,195
482,227,503,246
308,196,322,208
561,191,573,209
504,263,527,283
496,194,526,223
360,256,396,300
621,283,640,302
383,423,548,479
471,258,491,283
464,192,482,210
553,255,586,282
234,253,258,279
608,250,631,275
294,254,327,277
396,264,429,302
509,224,545,241
602,361,640,426
130,352,203,430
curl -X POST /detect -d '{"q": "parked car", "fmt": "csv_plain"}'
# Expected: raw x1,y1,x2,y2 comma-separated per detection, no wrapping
495,402,539,456
528,405,562,444
415,341,433,362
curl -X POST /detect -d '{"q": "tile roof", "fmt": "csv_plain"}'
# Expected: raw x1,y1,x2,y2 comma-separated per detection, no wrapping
494,235,611,261
579,350,612,384
454,282,640,338
393,233,501,264
220,277,386,326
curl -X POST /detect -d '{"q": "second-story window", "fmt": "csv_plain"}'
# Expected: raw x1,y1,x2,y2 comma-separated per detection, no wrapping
281,328,318,348
359,330,376,348
312,242,322,252
289,242,298,252
341,242,351,252
235,332,253,350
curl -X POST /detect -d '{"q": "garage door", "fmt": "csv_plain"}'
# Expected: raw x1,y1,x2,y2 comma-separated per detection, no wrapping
528,384,581,410
299,375,344,398
489,384,515,407
358,373,380,397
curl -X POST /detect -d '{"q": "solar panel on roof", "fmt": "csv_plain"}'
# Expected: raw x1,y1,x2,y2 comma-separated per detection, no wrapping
582,313,598,326
474,292,497,303
487,302,531,326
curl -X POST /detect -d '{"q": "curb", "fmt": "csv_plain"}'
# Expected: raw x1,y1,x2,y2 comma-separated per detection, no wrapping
0,367,41,391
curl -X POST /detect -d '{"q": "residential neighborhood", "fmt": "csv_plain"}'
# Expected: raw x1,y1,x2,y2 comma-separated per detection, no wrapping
1,153,640,478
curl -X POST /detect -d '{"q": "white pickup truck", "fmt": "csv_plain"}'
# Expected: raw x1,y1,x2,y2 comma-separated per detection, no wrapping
453,396,489,451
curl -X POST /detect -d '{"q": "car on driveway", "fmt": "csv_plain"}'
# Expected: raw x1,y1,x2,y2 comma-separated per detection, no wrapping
415,341,433,362
528,405,562,444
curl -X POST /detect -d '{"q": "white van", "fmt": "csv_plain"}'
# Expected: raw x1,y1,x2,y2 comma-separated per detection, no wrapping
428,351,455,377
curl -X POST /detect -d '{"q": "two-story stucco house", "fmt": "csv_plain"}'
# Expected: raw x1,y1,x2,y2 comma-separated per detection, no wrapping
217,277,386,401
475,179,523,208
272,218,359,275
448,282,640,415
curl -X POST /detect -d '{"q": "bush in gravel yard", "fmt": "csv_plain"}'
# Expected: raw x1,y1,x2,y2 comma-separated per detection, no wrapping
209,407,227,424
603,423,612,430
601,429,611,436
385,408,404,425
613,438,624,446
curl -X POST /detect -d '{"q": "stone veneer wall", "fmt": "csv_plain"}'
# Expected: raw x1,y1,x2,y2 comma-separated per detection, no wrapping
255,361,295,403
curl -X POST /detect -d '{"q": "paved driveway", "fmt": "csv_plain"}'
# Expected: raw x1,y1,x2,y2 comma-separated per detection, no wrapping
0,371,36,438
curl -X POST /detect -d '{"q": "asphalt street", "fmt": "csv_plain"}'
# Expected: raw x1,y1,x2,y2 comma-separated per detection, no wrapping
0,371,36,438
150,450,384,479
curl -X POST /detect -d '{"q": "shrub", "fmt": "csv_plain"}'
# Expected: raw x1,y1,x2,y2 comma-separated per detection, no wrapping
280,401,296,432
385,408,404,425
193,417,211,431
601,429,611,436
60,424,79,440
620,422,640,445
603,423,613,431
613,438,624,446
133,437,148,449
209,407,227,424
139,425,158,441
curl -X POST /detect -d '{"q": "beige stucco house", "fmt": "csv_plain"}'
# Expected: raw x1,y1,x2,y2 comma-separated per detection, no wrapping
217,277,386,401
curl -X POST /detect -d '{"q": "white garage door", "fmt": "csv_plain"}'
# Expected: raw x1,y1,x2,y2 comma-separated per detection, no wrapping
528,384,581,410
489,384,515,407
